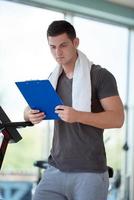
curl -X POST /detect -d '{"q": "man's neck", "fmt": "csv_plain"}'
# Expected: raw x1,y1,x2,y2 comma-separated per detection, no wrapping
62,53,78,79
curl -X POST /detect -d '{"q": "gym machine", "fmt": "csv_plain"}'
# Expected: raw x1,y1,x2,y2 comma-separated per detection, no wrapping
0,106,33,169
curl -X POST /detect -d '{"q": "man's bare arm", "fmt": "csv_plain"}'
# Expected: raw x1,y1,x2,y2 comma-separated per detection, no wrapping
55,96,124,129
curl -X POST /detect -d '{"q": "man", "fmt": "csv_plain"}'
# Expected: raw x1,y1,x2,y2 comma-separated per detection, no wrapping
24,20,124,200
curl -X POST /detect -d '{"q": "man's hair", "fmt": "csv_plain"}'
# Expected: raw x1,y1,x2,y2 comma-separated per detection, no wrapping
47,20,76,40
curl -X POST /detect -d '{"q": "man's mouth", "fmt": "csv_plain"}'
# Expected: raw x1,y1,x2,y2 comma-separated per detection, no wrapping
56,57,64,61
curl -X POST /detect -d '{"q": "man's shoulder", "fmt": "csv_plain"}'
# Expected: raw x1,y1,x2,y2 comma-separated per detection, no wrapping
91,64,105,74
91,64,103,81
91,64,112,79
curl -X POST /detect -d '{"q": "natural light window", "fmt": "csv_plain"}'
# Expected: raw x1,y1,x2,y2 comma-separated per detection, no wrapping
0,0,64,172
73,16,128,170
74,16,128,104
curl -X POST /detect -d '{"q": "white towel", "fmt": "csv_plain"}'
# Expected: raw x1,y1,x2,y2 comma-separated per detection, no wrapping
49,50,92,112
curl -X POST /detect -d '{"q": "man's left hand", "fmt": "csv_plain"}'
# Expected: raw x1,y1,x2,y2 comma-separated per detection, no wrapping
55,105,78,123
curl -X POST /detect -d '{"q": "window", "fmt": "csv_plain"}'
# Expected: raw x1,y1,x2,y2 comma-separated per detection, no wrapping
74,16,128,170
0,0,64,173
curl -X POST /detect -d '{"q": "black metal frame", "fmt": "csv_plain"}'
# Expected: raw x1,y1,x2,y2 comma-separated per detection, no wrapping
0,106,33,169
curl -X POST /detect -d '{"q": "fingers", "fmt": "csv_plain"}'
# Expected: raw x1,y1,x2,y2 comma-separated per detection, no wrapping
28,109,45,124
29,109,40,114
55,105,65,110
55,108,63,116
55,106,77,123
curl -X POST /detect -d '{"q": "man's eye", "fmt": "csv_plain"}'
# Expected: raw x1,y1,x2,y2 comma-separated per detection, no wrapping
50,46,56,49
61,44,67,47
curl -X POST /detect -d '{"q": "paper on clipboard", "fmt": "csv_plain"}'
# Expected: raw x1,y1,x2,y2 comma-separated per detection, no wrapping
15,80,63,120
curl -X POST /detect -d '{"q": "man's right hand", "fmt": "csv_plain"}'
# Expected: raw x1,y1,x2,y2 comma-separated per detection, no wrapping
24,106,45,124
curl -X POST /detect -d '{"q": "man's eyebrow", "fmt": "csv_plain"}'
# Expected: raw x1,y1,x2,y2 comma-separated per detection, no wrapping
60,41,70,47
60,41,69,45
49,41,69,46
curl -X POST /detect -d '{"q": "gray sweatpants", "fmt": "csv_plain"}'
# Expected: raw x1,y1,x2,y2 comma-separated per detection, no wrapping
33,165,109,200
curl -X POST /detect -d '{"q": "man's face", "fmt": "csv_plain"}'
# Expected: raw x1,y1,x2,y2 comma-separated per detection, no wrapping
48,33,79,66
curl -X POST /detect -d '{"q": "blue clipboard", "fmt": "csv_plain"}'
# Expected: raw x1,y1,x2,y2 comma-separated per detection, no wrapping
15,80,63,120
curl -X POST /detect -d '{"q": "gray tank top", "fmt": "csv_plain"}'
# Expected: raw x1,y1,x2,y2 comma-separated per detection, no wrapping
48,64,119,172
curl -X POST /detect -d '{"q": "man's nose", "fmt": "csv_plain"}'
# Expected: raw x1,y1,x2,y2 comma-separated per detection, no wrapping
56,47,62,56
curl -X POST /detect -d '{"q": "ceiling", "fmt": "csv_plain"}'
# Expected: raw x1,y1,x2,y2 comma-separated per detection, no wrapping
107,0,134,8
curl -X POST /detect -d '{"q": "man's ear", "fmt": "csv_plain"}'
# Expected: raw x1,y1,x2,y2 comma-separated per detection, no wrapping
73,38,79,48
